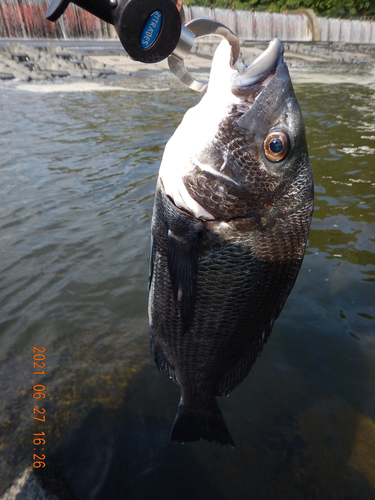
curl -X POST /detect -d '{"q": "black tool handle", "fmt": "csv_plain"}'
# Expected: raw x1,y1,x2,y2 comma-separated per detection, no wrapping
46,0,182,63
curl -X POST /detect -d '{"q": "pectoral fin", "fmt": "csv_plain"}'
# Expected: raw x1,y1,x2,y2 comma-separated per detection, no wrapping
167,229,199,333
152,182,205,333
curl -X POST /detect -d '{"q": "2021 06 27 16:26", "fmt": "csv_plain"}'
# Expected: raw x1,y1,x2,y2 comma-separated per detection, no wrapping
33,346,46,468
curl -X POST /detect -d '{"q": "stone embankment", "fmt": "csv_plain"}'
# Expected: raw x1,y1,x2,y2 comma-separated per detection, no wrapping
283,41,375,64
0,42,115,81
192,40,375,66
0,39,373,83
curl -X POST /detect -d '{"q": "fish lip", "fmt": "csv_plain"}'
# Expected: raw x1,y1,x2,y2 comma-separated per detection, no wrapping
231,38,284,101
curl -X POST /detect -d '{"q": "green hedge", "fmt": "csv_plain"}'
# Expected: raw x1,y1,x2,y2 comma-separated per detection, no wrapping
187,0,375,18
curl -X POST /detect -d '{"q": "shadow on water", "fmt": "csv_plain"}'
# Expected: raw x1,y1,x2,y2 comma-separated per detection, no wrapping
1,299,374,499
48,407,226,500
35,337,375,500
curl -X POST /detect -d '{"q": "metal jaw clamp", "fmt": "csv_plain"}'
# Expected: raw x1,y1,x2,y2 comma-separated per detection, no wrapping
46,0,239,91
168,18,240,92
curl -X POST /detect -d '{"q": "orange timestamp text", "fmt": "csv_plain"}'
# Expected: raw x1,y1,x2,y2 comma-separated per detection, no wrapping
33,346,46,468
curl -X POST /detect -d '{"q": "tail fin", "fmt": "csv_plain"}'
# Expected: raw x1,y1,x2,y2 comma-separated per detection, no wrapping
170,401,235,447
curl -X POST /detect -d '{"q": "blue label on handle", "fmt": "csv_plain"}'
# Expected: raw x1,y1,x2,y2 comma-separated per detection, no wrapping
140,11,163,49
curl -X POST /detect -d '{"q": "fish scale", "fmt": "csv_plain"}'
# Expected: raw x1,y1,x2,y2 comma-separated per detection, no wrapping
150,184,306,412
149,39,313,446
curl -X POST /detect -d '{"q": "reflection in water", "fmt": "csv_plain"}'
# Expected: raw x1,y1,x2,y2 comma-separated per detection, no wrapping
0,71,374,499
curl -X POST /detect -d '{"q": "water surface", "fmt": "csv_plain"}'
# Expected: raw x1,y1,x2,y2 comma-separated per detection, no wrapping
0,60,374,499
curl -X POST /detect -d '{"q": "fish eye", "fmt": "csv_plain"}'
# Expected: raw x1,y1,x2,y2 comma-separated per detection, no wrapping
263,130,290,162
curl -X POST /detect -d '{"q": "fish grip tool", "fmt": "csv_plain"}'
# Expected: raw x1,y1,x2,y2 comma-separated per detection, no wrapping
168,18,240,92
45,0,239,91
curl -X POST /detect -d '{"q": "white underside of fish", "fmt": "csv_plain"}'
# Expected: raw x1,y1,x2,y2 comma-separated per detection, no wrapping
159,41,241,220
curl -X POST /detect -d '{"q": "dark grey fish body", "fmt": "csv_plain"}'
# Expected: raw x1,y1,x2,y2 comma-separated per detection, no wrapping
148,40,313,446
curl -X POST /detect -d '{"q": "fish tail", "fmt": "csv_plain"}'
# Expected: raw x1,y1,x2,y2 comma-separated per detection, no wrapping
170,401,235,447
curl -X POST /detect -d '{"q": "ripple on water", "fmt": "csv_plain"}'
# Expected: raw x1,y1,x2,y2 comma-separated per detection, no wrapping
0,74,374,498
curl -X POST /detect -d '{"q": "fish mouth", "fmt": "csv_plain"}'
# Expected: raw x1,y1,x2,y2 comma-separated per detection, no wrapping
231,39,284,103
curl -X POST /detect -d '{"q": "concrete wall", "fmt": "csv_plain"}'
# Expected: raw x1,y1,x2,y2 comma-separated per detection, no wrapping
319,17,375,43
184,7,313,41
184,6,375,44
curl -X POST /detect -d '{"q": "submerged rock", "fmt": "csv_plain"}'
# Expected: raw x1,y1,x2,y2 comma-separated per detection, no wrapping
0,467,76,500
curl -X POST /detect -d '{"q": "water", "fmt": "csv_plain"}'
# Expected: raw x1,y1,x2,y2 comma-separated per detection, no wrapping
0,56,375,499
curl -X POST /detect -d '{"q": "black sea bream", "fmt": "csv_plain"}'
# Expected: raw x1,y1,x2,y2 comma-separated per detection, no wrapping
148,39,313,446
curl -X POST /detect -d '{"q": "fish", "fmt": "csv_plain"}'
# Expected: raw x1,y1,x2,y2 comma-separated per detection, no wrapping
148,38,314,447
